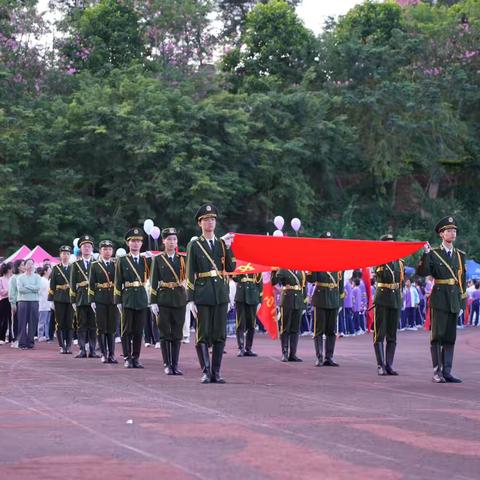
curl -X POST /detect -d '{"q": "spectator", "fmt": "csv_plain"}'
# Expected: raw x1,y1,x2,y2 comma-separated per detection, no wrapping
38,265,52,342
0,262,13,344
8,259,26,348
471,281,480,327
403,278,419,331
352,278,365,335
16,259,41,350
343,277,354,335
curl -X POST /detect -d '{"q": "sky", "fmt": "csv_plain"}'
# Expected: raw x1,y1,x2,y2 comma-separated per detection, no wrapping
36,0,363,35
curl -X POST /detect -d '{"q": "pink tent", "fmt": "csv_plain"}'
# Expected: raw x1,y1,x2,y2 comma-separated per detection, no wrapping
25,245,59,265
3,245,31,264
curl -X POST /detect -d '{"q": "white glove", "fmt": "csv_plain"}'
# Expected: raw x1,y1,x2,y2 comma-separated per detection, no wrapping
188,301,198,318
151,304,159,316
221,233,235,248
117,304,123,314
458,309,464,318
256,304,262,313
144,251,153,258
91,302,96,313
48,301,54,310
424,242,431,253
72,303,77,312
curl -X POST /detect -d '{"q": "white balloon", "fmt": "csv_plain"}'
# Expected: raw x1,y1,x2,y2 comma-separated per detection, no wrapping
73,237,79,247
116,248,127,257
291,217,301,232
143,219,154,235
273,229,284,237
273,215,285,230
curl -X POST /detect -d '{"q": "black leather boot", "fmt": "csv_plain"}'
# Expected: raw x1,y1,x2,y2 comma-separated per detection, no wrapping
385,342,398,375
106,334,117,363
236,331,245,357
98,334,108,363
171,340,183,375
280,332,289,362
75,331,87,358
65,330,73,354
442,344,462,383
131,333,144,368
88,330,99,358
288,333,302,362
314,335,323,366
196,343,211,383
57,330,66,354
323,335,339,366
160,340,173,374
431,344,446,383
374,342,387,376
244,328,257,356
211,342,226,384
123,335,133,368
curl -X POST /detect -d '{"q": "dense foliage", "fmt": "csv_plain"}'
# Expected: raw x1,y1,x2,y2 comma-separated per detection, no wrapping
0,0,479,259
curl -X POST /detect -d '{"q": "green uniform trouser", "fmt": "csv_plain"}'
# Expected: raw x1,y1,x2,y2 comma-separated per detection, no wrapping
280,307,302,335
54,302,73,332
430,308,457,346
373,305,399,344
95,303,118,335
313,307,337,338
76,305,96,333
196,303,228,346
157,305,185,342
236,302,257,336
121,308,147,360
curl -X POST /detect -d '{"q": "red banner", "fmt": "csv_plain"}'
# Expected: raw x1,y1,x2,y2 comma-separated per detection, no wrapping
228,259,272,275
232,234,424,271
257,276,278,340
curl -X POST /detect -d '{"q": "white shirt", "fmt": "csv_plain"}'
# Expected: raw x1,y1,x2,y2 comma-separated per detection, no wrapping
39,277,50,311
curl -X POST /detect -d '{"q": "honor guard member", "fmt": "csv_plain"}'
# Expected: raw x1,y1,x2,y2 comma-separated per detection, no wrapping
232,271,263,357
48,245,74,354
272,268,307,362
186,204,236,384
306,231,344,367
114,228,152,369
70,235,98,358
417,216,467,383
373,234,404,376
89,240,118,364
150,228,187,375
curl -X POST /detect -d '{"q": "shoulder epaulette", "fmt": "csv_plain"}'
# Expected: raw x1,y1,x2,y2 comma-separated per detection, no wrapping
178,252,187,257
457,248,466,255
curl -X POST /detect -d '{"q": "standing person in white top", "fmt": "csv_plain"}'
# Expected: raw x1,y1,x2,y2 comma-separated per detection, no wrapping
38,265,52,341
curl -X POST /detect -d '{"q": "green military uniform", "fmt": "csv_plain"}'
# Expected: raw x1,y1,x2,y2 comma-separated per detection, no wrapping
271,269,306,362
70,235,97,358
48,246,73,354
417,216,466,383
150,227,187,375
233,272,263,357
89,240,118,363
186,204,236,383
114,228,152,369
373,234,404,376
307,270,344,367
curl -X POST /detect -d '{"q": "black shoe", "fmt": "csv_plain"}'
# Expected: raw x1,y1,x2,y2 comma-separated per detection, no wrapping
385,365,398,376
59,348,66,354
132,359,144,369
315,357,323,367
244,350,257,357
443,373,462,383
164,365,174,375
124,358,133,369
75,351,87,358
237,349,245,357
432,373,446,383
281,353,289,362
108,356,118,364
88,351,100,358
323,358,339,367
288,355,303,362
211,343,226,384
201,372,211,384
101,355,108,364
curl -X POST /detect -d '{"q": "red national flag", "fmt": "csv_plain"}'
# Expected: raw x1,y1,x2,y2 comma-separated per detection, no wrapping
232,234,423,271
257,275,278,340
362,267,374,332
